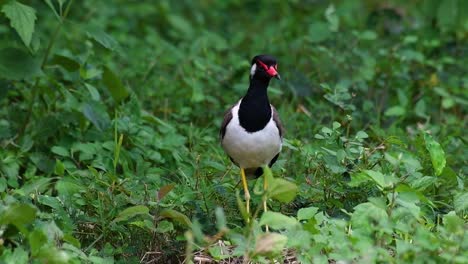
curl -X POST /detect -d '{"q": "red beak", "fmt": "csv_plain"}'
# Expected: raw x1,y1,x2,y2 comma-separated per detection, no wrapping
257,60,280,79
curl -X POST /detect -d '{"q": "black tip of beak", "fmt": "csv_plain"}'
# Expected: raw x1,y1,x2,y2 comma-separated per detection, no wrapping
275,74,281,80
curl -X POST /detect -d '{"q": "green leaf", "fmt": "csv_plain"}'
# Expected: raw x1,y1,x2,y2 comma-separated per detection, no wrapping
259,211,297,230
215,207,227,230
1,1,37,47
86,27,120,51
1,247,29,264
349,172,371,187
297,207,319,221
82,103,111,131
0,47,42,80
84,83,101,101
423,133,446,176
355,131,368,139
102,66,129,103
254,233,288,256
269,178,298,203
167,14,193,37
155,220,174,233
114,205,149,223
54,159,65,175
443,211,464,234
43,0,60,20
0,203,37,233
384,105,405,116
160,209,192,227
51,146,69,157
28,229,47,255
363,170,386,189
50,54,80,72
454,192,468,213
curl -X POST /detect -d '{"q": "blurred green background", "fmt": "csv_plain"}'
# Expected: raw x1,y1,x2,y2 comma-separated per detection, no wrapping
0,0,467,263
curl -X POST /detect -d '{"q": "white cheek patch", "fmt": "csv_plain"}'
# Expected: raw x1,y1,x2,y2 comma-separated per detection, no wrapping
250,64,257,77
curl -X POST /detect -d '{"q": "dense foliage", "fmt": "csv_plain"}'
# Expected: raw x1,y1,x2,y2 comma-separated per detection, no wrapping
0,0,467,263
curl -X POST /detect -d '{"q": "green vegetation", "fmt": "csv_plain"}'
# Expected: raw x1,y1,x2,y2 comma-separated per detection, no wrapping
0,0,467,263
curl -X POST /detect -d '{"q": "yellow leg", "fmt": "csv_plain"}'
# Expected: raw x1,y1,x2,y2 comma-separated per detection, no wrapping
240,168,250,218
263,168,269,232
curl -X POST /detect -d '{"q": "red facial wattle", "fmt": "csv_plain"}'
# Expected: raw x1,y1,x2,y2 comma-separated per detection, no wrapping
257,60,279,78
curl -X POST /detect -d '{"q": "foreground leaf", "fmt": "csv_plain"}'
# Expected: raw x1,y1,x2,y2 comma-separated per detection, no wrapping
259,211,297,230
423,133,446,176
0,203,37,233
254,233,288,256
0,47,41,80
1,1,37,47
102,67,129,103
269,178,298,203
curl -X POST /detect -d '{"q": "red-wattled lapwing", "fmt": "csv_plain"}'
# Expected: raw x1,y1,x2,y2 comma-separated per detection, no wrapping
220,54,284,217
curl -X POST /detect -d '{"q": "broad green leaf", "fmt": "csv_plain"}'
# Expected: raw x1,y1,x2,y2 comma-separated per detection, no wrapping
423,133,446,176
15,177,53,196
43,0,60,20
51,146,69,157
254,233,288,256
28,229,47,255
332,121,341,130
155,220,174,233
82,103,111,131
349,172,371,187
297,207,319,221
1,1,37,47
443,211,464,234
50,54,80,72
160,209,192,227
102,66,129,103
269,178,298,203
0,203,37,233
351,202,388,231
363,170,386,189
384,105,405,116
54,159,65,175
35,247,70,264
1,247,29,264
355,131,368,139
0,47,42,80
454,192,468,213
259,211,297,230
167,15,193,37
86,27,119,51
114,205,149,223
84,83,101,101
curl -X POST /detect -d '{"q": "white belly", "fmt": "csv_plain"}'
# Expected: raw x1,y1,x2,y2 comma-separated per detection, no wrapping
222,103,282,168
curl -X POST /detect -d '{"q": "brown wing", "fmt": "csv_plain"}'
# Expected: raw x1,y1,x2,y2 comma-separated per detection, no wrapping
271,105,284,138
220,105,234,140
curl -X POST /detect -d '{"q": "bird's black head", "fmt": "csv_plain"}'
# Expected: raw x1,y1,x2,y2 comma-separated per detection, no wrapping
250,54,281,80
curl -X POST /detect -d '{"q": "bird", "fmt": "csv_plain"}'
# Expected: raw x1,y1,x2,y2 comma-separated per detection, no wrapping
220,54,284,217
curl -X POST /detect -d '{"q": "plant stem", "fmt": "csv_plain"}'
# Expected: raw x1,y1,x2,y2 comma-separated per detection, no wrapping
19,0,74,139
